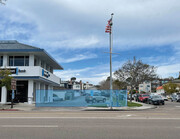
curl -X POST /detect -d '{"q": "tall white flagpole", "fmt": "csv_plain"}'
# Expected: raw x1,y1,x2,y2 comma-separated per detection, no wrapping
110,13,113,109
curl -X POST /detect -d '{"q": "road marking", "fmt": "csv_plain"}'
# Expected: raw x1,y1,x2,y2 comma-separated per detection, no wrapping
175,106,180,108
1,125,58,128
0,117,180,120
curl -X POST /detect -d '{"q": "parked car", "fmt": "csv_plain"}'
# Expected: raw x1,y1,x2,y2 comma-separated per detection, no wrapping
138,94,150,103
101,91,110,97
148,95,164,105
160,95,168,101
53,94,63,101
171,94,180,102
85,92,106,103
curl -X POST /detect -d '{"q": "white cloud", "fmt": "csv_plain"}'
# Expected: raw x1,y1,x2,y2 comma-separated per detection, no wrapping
157,63,180,78
1,0,180,83
54,60,125,85
53,53,97,63
1,0,180,50
54,67,93,81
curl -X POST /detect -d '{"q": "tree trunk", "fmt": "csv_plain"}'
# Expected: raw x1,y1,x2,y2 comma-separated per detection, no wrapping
130,89,132,102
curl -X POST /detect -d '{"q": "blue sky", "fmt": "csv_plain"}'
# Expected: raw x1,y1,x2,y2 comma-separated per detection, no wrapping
0,0,180,84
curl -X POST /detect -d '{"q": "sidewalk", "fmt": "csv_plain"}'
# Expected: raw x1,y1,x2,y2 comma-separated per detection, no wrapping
84,101,156,111
0,101,156,111
0,103,35,111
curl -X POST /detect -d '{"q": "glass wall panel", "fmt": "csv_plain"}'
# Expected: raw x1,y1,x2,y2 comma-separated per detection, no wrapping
9,56,29,66
0,56,3,66
14,56,24,66
9,56,13,66
25,56,29,66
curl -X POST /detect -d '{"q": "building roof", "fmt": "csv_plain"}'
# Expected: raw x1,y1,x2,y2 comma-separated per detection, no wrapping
0,40,63,70
0,40,40,49
156,86,163,90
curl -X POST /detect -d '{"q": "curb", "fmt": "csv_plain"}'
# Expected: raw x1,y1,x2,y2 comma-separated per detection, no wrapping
82,106,156,111
0,109,20,111
0,102,157,111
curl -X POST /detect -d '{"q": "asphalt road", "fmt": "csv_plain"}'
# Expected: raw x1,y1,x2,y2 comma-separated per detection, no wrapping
0,101,180,139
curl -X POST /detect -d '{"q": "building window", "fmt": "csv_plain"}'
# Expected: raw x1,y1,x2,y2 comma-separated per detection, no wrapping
25,56,29,66
41,61,44,68
9,56,14,66
50,66,53,73
0,56,3,66
34,58,37,66
14,56,24,66
9,56,29,66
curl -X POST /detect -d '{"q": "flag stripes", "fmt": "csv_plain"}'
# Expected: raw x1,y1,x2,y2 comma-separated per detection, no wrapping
105,18,112,33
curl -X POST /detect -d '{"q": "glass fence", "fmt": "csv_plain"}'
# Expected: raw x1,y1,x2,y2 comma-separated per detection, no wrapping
35,90,127,107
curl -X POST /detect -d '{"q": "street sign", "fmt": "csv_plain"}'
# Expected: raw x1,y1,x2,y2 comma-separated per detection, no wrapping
11,79,16,90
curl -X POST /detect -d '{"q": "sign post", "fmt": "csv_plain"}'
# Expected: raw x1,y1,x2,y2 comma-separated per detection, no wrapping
11,79,16,109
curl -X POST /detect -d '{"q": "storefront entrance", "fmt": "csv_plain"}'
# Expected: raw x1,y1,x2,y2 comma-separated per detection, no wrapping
7,81,28,103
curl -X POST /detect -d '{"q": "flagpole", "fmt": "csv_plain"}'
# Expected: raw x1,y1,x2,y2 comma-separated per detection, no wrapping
110,13,113,110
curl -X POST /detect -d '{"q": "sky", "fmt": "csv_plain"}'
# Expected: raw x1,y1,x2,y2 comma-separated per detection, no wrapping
0,0,180,85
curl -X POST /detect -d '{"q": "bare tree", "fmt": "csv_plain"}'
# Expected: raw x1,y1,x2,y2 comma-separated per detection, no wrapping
114,57,158,102
98,77,121,90
0,0,6,5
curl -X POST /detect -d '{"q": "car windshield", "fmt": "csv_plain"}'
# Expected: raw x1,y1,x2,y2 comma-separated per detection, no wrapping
142,95,149,97
152,95,161,99
93,93,99,96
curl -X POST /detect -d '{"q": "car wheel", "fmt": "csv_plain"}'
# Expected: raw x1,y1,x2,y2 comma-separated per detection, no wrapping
162,102,164,105
93,99,96,103
103,98,106,103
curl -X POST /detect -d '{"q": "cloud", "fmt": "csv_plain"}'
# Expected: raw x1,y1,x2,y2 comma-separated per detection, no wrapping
0,0,180,50
54,60,125,85
54,67,94,81
157,63,180,78
54,53,97,63
1,0,180,83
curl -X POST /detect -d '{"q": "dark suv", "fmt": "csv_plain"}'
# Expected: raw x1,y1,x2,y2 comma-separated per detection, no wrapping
85,92,106,103
171,94,180,102
148,95,164,105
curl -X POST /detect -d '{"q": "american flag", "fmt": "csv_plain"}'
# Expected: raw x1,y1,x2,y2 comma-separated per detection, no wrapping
105,18,112,33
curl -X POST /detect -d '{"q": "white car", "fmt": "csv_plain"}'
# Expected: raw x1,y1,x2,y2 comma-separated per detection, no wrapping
160,95,168,101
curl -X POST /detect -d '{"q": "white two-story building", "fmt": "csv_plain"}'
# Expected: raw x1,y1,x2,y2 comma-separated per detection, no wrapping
0,40,63,104
139,81,151,93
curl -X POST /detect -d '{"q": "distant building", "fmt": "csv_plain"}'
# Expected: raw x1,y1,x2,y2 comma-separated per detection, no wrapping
139,81,151,93
156,86,165,94
60,78,95,90
151,78,173,92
